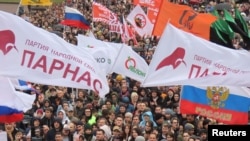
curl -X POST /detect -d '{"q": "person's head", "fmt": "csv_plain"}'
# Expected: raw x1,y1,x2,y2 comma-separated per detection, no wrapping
187,136,196,141
173,93,180,102
186,114,195,123
148,133,157,141
166,131,175,141
132,115,140,125
53,118,62,129
77,89,86,98
62,101,69,111
112,126,121,137
57,110,65,120
194,136,202,141
184,123,195,135
124,112,133,123
76,121,84,132
55,132,63,141
44,107,53,118
171,117,179,129
15,130,23,140
4,122,15,132
56,88,64,98
115,116,124,126
161,122,170,134
121,84,128,92
131,92,139,102
68,122,76,133
105,100,112,109
202,119,211,129
132,128,142,138
42,125,49,134
76,98,84,107
145,121,153,132
62,124,70,135
96,129,106,141
84,124,92,135
143,113,150,121
183,131,190,141
84,108,92,117
124,124,131,134
154,106,162,114
98,118,107,127
198,129,207,141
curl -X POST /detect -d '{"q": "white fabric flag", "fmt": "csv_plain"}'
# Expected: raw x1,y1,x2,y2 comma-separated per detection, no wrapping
0,11,109,97
142,23,250,87
111,44,149,82
77,34,121,74
126,5,153,37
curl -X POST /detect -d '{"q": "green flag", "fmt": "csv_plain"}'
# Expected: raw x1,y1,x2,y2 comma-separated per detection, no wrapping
235,8,249,36
224,9,250,50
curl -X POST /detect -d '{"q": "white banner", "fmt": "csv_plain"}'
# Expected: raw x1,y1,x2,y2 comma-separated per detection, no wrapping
111,44,149,82
77,35,121,74
0,11,109,97
142,23,250,87
127,5,153,37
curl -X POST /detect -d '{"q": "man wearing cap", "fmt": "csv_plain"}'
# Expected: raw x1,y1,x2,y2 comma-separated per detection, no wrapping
184,123,195,136
108,126,122,141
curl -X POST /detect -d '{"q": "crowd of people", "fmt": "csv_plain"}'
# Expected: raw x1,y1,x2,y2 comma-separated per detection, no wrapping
1,0,250,141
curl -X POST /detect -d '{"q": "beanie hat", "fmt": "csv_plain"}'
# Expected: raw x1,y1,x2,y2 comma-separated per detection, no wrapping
36,109,44,115
184,123,194,131
84,124,92,130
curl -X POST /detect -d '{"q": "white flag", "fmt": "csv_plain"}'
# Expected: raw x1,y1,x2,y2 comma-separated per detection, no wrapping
77,34,121,74
0,76,36,123
126,5,153,37
111,44,149,82
0,11,109,97
142,23,250,87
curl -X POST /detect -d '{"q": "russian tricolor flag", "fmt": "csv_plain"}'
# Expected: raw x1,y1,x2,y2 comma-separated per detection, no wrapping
0,77,35,123
180,85,250,124
61,6,90,30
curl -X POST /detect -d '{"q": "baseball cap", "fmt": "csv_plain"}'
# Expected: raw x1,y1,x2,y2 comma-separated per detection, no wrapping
113,126,121,132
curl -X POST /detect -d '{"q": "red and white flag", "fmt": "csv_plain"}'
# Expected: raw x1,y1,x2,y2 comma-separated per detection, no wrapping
126,5,153,37
147,6,159,24
92,2,122,33
133,0,162,8
142,23,250,87
0,11,109,97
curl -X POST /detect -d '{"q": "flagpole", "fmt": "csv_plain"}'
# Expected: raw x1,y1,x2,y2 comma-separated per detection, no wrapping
16,0,22,16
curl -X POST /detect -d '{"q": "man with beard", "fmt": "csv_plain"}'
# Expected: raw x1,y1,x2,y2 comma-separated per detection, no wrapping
84,124,96,141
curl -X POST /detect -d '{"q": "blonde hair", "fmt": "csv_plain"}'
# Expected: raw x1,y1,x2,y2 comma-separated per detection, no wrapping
131,92,138,99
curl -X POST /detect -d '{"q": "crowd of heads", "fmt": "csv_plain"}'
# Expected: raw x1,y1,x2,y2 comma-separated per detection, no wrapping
1,0,250,141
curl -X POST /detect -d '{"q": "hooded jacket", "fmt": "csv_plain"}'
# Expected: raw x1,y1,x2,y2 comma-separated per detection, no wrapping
46,118,63,141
